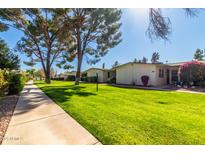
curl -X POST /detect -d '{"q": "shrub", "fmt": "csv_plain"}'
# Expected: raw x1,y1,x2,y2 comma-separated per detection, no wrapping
5,72,27,95
196,81,205,87
141,75,149,86
87,76,97,82
0,69,8,96
132,80,136,86
51,77,64,81
108,77,116,84
179,61,205,85
66,75,76,81
81,77,87,82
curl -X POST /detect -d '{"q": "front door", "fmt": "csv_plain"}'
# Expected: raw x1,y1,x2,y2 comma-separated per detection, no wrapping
166,69,170,85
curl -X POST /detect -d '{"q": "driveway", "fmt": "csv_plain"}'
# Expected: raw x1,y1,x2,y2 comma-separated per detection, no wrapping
2,81,101,145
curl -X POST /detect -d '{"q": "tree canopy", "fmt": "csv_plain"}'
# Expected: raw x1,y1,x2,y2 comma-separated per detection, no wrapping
112,61,120,68
0,38,20,70
55,9,122,84
151,52,160,63
147,8,200,41
0,9,72,83
193,48,204,60
0,8,202,84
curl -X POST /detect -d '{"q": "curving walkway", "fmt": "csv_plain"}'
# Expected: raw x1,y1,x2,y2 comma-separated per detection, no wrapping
2,81,101,145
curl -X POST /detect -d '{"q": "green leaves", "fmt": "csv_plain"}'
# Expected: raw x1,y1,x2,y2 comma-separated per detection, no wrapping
0,38,20,70
193,48,204,60
151,52,160,63
0,9,123,83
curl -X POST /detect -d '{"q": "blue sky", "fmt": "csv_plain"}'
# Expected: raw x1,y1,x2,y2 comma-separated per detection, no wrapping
1,8,205,74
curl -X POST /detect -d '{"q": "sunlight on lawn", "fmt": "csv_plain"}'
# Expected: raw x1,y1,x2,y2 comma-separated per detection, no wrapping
35,80,205,145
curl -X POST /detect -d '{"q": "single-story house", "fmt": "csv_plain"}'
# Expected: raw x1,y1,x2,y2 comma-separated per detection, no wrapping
56,71,77,80
114,62,181,86
62,71,77,80
81,62,181,85
65,60,205,86
82,68,115,83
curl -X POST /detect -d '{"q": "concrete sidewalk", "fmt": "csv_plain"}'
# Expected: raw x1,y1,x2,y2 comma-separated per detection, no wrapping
2,81,101,145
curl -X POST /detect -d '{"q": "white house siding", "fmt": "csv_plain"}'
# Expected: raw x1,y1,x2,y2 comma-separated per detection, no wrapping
155,66,168,86
116,63,158,86
102,70,109,82
87,69,104,82
63,71,76,80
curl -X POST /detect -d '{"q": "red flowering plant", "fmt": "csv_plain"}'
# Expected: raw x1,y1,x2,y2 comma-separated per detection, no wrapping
179,60,205,86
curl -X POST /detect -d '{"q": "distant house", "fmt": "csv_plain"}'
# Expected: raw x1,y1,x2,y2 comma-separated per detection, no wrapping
63,60,205,86
82,68,115,83
55,71,76,80
81,61,190,86
62,71,77,80
115,62,180,86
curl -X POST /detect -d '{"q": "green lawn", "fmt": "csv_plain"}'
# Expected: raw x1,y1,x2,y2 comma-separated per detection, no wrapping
35,80,205,145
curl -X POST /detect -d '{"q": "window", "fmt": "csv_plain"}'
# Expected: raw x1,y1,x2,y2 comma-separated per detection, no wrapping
108,72,110,78
159,69,164,78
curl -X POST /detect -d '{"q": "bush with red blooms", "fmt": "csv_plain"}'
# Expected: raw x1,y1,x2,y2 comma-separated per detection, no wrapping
141,75,149,86
179,60,205,85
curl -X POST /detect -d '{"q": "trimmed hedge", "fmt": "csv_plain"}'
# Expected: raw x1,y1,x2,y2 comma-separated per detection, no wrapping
195,81,205,87
81,77,87,82
87,76,97,82
0,69,28,95
81,76,97,83
107,77,116,84
0,69,8,96
51,77,64,81
66,75,75,81
5,72,28,95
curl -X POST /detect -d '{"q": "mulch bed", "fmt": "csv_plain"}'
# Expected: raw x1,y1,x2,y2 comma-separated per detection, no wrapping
0,95,19,144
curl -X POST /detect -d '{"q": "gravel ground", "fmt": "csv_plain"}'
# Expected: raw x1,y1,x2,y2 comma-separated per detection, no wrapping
0,95,19,144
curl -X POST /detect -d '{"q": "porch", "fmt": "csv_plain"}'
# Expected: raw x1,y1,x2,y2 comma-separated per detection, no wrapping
166,66,180,85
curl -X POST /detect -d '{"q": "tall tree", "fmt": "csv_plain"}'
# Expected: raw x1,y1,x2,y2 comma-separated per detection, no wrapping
26,68,35,79
133,58,138,63
193,48,204,60
102,63,105,69
147,8,199,41
133,58,143,63
142,57,148,63
0,38,20,69
112,61,120,68
55,9,122,85
151,52,160,63
0,9,71,83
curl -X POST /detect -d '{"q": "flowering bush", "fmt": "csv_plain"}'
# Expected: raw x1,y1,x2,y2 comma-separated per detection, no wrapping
179,61,205,85
141,75,149,86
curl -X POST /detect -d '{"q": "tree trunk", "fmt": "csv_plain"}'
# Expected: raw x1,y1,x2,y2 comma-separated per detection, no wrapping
45,45,51,84
75,56,83,85
75,25,82,85
45,69,51,84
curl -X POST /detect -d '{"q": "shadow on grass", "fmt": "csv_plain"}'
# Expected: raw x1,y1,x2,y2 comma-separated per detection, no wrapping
107,84,175,93
13,84,96,116
158,101,170,105
40,85,96,103
34,82,45,85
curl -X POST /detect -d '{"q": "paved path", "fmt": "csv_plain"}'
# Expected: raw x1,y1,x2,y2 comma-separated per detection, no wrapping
109,84,205,94
2,81,101,145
